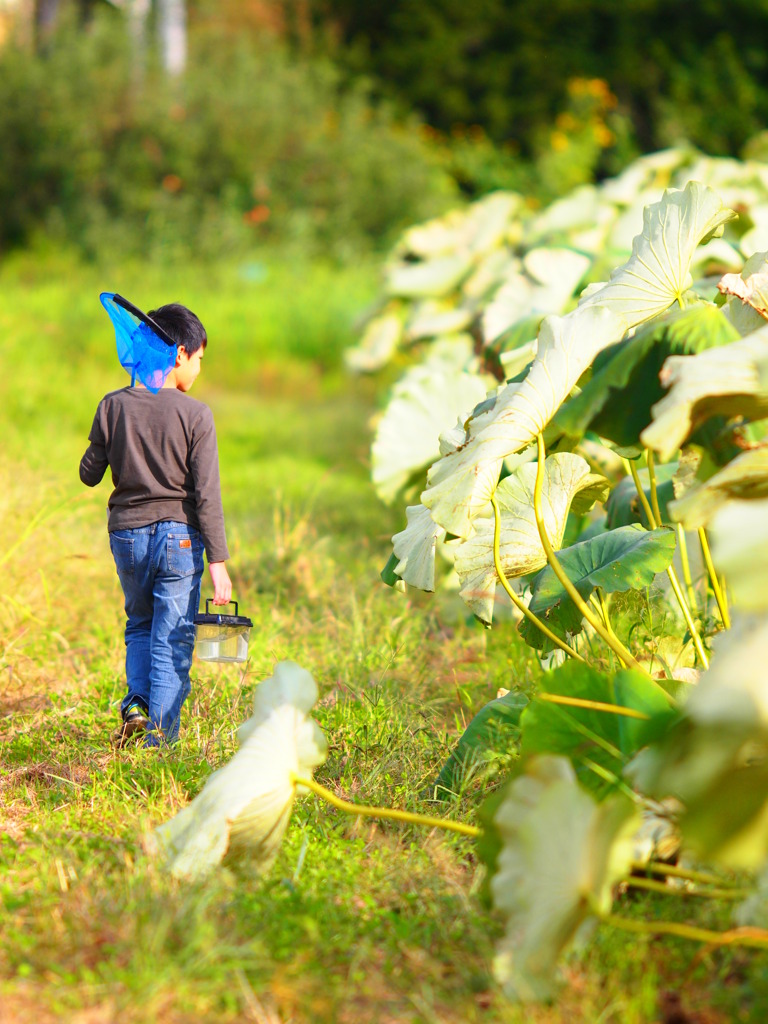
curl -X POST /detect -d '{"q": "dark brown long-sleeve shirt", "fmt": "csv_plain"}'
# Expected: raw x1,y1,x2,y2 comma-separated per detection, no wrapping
79,386,229,563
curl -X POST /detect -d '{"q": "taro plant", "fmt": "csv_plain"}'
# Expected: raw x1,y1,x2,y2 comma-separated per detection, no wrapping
353,152,768,998
151,152,768,1006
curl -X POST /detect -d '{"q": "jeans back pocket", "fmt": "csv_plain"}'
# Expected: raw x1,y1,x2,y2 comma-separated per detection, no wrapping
109,533,135,576
167,531,204,577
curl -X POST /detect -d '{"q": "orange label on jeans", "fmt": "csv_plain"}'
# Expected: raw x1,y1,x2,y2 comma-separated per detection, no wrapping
179,539,192,549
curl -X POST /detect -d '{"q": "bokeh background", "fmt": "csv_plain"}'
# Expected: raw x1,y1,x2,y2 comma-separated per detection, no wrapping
3,4,768,1022
3,0,768,265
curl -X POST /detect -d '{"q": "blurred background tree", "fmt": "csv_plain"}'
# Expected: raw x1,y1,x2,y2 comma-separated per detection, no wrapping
1,0,768,261
310,0,768,159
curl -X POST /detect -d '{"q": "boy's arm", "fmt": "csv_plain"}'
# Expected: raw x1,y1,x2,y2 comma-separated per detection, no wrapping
190,407,231,603
208,560,232,606
79,407,109,486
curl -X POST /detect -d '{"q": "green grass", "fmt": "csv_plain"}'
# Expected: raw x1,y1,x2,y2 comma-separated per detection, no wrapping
1,253,766,1023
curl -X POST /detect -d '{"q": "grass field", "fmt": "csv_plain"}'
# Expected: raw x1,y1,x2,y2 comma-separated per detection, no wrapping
1,251,766,1023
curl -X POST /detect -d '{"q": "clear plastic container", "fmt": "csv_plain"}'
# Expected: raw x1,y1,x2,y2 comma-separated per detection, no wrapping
194,600,253,664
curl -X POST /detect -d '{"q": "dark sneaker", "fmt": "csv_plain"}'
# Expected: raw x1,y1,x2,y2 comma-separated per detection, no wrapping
112,703,151,748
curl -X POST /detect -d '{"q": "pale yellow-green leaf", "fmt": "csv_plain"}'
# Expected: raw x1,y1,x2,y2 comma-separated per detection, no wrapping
709,497,768,611
687,613,768,727
740,203,768,258
371,339,492,504
405,300,473,341
523,185,608,246
391,504,446,592
718,251,768,322
399,207,469,259
600,147,692,206
669,448,768,529
344,311,403,373
385,252,475,299
422,304,625,538
481,248,591,344
628,614,768,869
491,756,639,1003
152,662,327,880
452,454,607,622
641,325,768,460
462,249,516,301
579,181,737,330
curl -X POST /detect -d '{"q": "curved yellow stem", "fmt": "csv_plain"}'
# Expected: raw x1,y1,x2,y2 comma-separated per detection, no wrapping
600,910,768,950
626,457,709,669
625,877,748,900
537,692,649,719
676,523,698,614
490,495,586,663
629,861,740,888
534,435,648,676
597,587,625,668
291,775,481,838
699,526,731,630
646,450,664,527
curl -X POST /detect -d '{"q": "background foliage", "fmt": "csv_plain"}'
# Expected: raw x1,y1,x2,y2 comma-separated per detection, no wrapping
311,0,768,162
0,11,455,260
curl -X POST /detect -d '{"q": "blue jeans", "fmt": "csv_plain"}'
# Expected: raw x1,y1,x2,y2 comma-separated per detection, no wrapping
109,521,204,745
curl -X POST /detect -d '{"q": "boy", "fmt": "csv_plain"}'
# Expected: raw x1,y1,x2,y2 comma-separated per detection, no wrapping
80,302,232,747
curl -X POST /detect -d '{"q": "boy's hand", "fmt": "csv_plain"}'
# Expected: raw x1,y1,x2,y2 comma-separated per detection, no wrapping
208,561,232,605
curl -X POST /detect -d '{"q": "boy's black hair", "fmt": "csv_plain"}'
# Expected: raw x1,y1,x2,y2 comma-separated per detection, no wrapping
147,303,207,354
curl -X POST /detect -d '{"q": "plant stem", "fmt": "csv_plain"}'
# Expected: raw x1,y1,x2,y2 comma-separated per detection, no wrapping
646,450,664,527
698,527,731,629
666,569,709,668
597,587,625,667
625,876,747,900
291,775,481,838
676,524,698,614
629,861,740,888
626,457,709,669
625,457,655,528
582,757,644,803
534,435,647,676
600,910,768,950
537,692,650,720
490,495,586,663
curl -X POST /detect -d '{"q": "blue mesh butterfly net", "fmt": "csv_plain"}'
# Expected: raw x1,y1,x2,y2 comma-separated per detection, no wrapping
100,292,177,393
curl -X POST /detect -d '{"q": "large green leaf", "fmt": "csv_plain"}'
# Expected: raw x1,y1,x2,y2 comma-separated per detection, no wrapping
520,661,676,796
432,690,529,798
399,192,522,261
554,305,740,449
519,525,676,647
605,463,678,529
452,454,608,622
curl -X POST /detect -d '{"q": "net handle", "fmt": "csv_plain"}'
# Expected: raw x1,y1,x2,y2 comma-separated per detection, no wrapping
112,293,177,348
